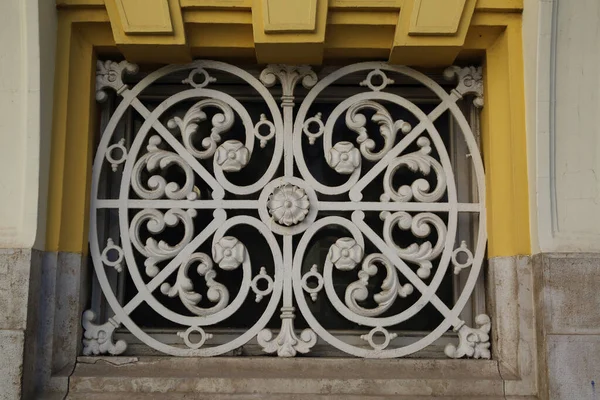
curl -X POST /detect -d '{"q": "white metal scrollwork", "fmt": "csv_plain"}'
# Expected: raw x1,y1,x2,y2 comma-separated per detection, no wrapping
86,60,489,359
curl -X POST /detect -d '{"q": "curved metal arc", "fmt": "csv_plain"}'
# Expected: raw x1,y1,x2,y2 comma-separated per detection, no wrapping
292,215,457,358
294,91,427,197
440,102,487,324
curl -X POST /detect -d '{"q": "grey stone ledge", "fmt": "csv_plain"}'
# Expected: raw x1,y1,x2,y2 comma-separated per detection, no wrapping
67,357,512,398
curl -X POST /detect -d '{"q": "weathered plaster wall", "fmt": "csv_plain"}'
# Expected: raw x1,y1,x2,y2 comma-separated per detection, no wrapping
526,0,600,398
552,0,600,245
0,0,56,398
533,0,600,253
0,0,53,251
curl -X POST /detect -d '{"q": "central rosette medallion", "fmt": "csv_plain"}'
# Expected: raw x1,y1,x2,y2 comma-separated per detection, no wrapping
267,184,310,226
258,177,319,236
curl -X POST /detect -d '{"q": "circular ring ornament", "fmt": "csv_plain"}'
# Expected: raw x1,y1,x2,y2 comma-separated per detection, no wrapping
301,265,324,302
360,326,397,350
251,267,274,302
105,139,127,172
254,114,276,148
359,69,394,92
177,326,213,349
452,240,474,274
302,112,325,145
182,67,217,88
101,238,124,272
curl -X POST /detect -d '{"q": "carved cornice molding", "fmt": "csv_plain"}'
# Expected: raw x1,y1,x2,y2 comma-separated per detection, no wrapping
54,1,523,67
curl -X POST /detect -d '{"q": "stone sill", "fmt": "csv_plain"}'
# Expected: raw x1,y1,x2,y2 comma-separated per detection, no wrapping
67,356,509,398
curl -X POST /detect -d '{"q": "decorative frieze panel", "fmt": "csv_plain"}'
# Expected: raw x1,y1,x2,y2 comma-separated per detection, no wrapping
86,60,489,358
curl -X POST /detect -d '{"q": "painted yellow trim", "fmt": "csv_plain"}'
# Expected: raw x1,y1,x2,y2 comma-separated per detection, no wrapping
409,0,467,36
476,0,522,13
48,4,531,257
180,0,251,8
113,0,174,34
183,9,252,24
262,0,318,33
47,11,109,253
390,0,476,66
252,0,328,64
105,0,190,63
478,15,531,257
297,0,520,11
56,0,104,7
328,10,399,26
183,8,254,59
56,0,522,12
329,0,403,9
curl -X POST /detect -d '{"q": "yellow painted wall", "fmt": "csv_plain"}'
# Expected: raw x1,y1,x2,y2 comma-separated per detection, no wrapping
47,0,530,258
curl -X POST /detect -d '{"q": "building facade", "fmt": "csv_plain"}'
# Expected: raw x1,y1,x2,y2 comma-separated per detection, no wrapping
0,0,598,398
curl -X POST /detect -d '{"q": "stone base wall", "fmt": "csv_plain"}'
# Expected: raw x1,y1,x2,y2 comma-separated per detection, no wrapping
0,249,598,399
536,253,600,399
0,249,42,400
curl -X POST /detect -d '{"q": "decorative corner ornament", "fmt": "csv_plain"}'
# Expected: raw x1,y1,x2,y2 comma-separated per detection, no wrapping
82,310,127,356
444,66,484,108
96,60,139,102
445,314,491,359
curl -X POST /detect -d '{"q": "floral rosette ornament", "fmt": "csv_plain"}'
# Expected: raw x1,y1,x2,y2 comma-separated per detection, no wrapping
212,236,245,270
326,141,361,174
329,238,364,270
267,184,310,226
215,140,250,172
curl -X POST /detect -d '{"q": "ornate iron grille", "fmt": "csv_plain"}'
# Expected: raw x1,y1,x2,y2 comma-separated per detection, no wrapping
84,60,490,359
